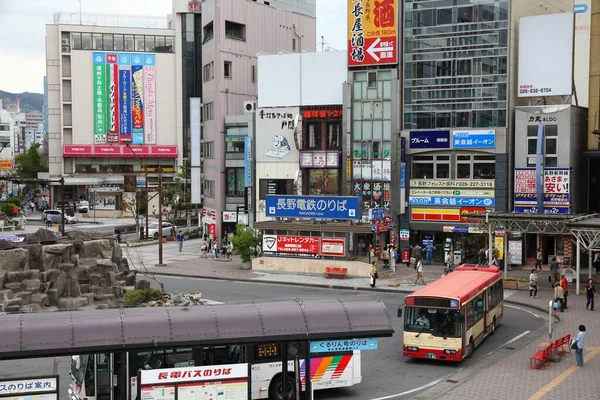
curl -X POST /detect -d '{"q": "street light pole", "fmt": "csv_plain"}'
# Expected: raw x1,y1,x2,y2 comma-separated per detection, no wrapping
60,177,65,236
157,170,164,266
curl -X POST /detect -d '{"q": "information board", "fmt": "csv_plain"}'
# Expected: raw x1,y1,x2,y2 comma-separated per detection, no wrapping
0,376,58,400
508,240,523,265
141,385,176,400
178,380,248,400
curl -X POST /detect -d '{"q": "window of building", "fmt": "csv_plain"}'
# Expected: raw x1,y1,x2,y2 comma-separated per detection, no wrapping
457,6,474,23
71,33,82,50
527,124,558,167
102,33,114,50
203,62,214,82
456,154,495,179
202,102,214,121
92,33,103,50
203,21,214,43
81,33,92,50
201,141,214,158
226,138,245,153
307,122,322,150
124,35,134,51
226,126,248,136
114,34,124,51
251,65,257,83
411,154,450,179
145,36,156,52
368,72,377,89
326,122,341,149
309,169,339,195
155,36,166,51
292,38,296,51
226,168,246,197
224,61,232,78
225,21,246,41
259,179,294,200
202,180,215,198
134,35,145,51
165,36,174,52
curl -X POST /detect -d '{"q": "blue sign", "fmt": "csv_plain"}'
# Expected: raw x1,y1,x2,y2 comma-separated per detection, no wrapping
409,130,450,149
450,300,459,308
244,136,252,187
409,197,495,207
400,163,406,188
310,338,378,353
514,206,570,215
514,193,569,205
369,207,385,219
266,195,361,220
575,3,588,14
452,130,496,149
400,137,406,162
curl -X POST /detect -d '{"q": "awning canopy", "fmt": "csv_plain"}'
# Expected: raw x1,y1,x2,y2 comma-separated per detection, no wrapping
254,221,373,234
0,297,394,360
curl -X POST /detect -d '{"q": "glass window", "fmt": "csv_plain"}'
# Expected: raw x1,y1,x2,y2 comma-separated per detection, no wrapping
72,33,82,50
437,8,452,25
92,33,103,50
353,121,362,140
114,34,124,51
373,142,382,158
101,34,113,50
373,102,383,119
368,72,377,88
307,122,321,149
362,121,372,140
81,33,92,49
165,36,174,52
124,35,134,51
361,141,372,158
473,161,495,179
353,141,362,159
527,138,537,155
226,139,245,153
412,163,434,179
145,36,156,52
546,138,557,155
382,141,391,159
457,6,474,23
224,61,232,78
362,102,373,119
354,71,367,81
226,168,245,197
373,121,383,140
436,162,450,179
383,81,392,98
309,169,339,195
326,122,340,148
457,163,471,179
155,36,166,50
225,21,246,40
134,35,145,51
353,82,362,100
403,307,461,338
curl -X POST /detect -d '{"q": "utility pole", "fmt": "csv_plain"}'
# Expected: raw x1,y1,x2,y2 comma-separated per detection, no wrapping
157,170,165,266
60,177,65,236
123,141,149,240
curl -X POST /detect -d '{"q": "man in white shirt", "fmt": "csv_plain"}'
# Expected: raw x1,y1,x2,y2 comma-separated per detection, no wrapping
414,259,426,285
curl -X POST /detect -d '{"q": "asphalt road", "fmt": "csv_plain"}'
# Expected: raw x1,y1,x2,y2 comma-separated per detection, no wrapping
0,278,544,400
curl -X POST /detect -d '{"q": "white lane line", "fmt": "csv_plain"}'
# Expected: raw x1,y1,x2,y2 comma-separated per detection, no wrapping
369,373,457,400
505,304,542,319
500,330,531,348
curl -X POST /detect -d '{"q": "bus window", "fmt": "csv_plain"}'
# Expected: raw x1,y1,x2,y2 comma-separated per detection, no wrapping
71,355,95,397
96,353,111,400
404,307,461,338
202,345,247,365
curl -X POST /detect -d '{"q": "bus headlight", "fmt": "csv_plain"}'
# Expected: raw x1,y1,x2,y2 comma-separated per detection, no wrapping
407,346,419,352
443,349,457,355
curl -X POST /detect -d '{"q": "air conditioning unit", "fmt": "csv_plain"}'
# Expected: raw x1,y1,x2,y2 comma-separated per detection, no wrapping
61,38,70,45
243,101,256,113
62,45,70,53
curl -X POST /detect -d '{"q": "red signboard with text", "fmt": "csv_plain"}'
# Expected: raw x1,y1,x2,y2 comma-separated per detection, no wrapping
263,235,320,255
348,0,398,67
63,145,178,158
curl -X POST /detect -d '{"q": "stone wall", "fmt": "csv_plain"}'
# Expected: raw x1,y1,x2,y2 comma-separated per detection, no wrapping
0,229,139,312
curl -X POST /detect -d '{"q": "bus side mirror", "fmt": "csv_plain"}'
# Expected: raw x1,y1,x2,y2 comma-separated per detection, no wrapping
397,307,402,318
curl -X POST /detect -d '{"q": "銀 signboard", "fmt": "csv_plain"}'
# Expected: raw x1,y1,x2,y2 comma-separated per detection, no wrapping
266,195,360,220
348,0,398,67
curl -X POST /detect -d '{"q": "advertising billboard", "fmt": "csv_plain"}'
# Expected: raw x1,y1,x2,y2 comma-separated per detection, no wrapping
262,235,346,257
320,237,346,257
93,52,155,145
348,0,398,67
518,13,574,97
514,168,571,209
452,130,495,149
265,195,361,220
574,1,591,107
409,131,450,149
409,196,495,207
410,179,495,189
255,107,300,163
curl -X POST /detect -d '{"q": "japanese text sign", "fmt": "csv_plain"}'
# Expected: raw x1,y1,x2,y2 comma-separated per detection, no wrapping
514,168,570,207
410,179,495,189
310,338,378,353
266,195,361,220
140,364,247,385
0,376,57,396
514,206,570,215
302,108,343,119
262,235,320,255
409,131,450,149
452,130,496,149
409,197,495,207
348,0,398,66
320,237,346,257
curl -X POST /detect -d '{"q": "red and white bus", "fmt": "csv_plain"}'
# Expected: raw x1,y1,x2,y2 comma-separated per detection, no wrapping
399,265,504,362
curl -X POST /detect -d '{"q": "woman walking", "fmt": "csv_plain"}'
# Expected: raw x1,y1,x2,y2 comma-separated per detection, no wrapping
585,279,596,311
574,325,587,366
369,262,378,288
529,269,538,299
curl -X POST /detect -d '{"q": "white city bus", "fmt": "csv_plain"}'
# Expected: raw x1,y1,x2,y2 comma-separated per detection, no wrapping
69,343,362,400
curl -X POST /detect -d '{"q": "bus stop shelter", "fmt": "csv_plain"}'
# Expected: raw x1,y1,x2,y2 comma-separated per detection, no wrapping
465,213,600,295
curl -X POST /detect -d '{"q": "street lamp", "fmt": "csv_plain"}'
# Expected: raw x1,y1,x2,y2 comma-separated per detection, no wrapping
122,140,149,241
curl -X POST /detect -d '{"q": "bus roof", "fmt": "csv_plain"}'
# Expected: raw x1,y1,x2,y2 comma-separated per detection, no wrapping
0,297,394,360
407,265,501,305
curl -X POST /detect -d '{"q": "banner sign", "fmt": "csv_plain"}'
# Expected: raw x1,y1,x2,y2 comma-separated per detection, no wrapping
410,179,495,188
347,0,398,67
131,54,145,144
514,206,570,214
118,53,132,141
256,107,300,163
93,52,107,144
452,130,496,149
514,168,570,208
320,237,346,257
143,54,156,144
266,195,360,220
262,235,320,256
63,144,177,158
410,189,495,197
409,130,450,149
310,338,378,353
411,208,461,222
300,151,340,168
106,54,120,143
409,197,495,207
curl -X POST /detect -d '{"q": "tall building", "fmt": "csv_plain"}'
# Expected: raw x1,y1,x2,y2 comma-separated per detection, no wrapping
25,112,44,130
170,0,316,239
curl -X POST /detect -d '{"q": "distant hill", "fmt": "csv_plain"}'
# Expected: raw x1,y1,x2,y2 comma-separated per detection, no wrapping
0,90,44,113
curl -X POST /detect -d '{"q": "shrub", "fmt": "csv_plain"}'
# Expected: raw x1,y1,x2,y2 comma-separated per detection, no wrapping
231,224,261,263
123,289,164,305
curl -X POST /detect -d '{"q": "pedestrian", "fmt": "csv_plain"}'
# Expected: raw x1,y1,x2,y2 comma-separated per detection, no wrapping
369,262,378,288
226,241,233,260
152,205,156,218
478,246,486,264
414,258,426,285
560,274,569,309
414,243,423,260
20,214,26,232
573,325,587,366
554,282,565,312
529,269,538,299
212,242,218,259
425,241,435,265
177,231,184,252
390,246,396,273
549,257,560,286
536,248,543,271
221,235,228,255
585,279,596,311
381,246,390,268
408,245,416,268
594,252,600,275
30,201,34,213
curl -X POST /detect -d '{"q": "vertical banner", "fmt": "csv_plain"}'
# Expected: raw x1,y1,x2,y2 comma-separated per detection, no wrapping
190,97,202,204
131,54,145,145
93,52,107,144
106,53,120,143
244,136,252,187
143,54,156,144
118,53,132,142
535,125,544,214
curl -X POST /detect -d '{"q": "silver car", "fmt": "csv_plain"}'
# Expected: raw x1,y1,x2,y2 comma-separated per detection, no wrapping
42,210,78,224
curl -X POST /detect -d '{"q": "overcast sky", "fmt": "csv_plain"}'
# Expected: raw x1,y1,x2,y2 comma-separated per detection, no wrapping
0,0,347,94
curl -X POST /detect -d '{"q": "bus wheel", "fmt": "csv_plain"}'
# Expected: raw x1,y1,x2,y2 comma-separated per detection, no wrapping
491,317,497,335
467,338,475,358
269,374,296,400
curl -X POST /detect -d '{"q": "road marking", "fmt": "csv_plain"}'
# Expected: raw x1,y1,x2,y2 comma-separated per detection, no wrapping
505,304,542,319
501,330,531,347
528,346,600,400
369,373,455,400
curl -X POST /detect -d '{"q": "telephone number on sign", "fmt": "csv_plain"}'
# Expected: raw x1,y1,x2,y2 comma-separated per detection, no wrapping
519,87,552,94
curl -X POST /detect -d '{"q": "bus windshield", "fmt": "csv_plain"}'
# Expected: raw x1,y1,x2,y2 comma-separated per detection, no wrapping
404,306,461,338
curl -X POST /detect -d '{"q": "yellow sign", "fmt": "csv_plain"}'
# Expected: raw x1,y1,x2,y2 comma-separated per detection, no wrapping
348,0,398,67
495,237,504,260
0,160,12,171
410,189,495,197
346,160,351,178
410,179,495,189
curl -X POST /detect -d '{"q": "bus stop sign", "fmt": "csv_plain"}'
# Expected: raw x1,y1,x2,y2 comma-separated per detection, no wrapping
310,339,378,353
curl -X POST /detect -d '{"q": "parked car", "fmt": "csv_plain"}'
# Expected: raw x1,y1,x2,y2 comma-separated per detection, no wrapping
147,222,176,239
77,200,90,213
41,209,78,224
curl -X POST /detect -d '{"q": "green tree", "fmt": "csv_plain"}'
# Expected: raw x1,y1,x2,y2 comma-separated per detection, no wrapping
231,224,261,263
14,144,48,179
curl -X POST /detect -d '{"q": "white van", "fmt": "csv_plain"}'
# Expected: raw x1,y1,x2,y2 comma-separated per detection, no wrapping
77,200,90,213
